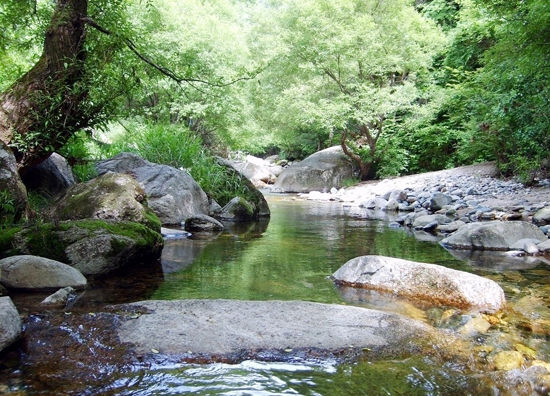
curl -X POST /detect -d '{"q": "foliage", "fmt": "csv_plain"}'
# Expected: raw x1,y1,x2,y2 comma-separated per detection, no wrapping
0,190,16,227
100,121,256,206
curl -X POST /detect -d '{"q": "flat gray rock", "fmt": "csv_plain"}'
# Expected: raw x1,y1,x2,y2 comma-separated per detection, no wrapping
0,297,21,352
0,255,87,290
332,255,505,312
116,299,434,356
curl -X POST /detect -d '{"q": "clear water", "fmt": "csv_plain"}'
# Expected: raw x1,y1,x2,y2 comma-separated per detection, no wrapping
2,195,550,395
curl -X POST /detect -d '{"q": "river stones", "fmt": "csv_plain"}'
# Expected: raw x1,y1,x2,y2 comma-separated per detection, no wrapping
533,206,550,226
116,299,435,357
0,255,86,290
332,255,505,312
440,221,547,250
0,296,21,352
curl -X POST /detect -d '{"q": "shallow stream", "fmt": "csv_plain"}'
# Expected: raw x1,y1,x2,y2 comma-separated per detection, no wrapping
2,195,550,395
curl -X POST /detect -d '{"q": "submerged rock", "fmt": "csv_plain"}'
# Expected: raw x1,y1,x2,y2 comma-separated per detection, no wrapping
41,286,75,307
116,299,436,358
272,146,355,193
332,255,505,312
51,172,161,232
1,220,163,276
440,221,547,251
0,255,86,290
96,153,210,225
0,296,21,352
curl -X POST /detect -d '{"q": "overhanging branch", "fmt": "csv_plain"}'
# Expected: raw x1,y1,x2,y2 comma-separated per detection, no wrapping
83,17,261,88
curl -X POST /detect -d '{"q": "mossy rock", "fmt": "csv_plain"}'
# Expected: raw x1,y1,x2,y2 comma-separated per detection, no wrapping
51,172,161,232
216,158,270,218
218,197,257,222
0,219,163,276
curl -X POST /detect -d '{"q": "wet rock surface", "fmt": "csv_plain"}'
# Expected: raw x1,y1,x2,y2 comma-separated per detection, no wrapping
332,255,506,312
0,297,21,352
116,299,436,357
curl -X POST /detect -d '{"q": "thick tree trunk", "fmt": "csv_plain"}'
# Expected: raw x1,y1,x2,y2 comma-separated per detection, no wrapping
0,0,88,171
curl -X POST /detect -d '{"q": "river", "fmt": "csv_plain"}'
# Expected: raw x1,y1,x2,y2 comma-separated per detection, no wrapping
2,195,550,394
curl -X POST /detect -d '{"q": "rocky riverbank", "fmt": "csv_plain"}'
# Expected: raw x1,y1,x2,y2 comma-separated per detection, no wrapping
297,163,550,255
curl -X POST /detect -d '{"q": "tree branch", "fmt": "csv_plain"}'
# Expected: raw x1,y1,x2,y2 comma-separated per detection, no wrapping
83,17,261,88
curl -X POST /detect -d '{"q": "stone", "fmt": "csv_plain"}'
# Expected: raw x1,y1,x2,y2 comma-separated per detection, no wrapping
161,227,191,239
412,214,453,229
116,299,436,357
272,146,355,193
96,153,210,225
22,152,75,197
0,141,27,223
184,214,224,232
226,155,278,185
218,197,256,221
460,315,491,336
382,198,399,211
0,255,87,290
360,197,388,210
538,239,550,252
430,193,453,211
0,297,21,352
510,238,542,254
2,220,163,276
41,286,75,306
493,351,525,371
216,158,270,218
534,207,550,226
440,221,547,251
332,255,505,312
51,172,160,231
437,220,466,233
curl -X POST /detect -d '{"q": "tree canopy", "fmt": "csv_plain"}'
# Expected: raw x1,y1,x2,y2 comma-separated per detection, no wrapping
1,0,548,182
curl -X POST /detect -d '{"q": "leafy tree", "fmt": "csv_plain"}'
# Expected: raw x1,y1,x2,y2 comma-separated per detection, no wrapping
250,0,444,179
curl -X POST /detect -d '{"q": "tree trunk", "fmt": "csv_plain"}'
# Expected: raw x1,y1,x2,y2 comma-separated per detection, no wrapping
0,0,88,172
340,128,372,181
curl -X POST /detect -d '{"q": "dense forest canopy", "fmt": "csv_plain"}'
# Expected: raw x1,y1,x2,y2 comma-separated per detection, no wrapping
0,0,548,182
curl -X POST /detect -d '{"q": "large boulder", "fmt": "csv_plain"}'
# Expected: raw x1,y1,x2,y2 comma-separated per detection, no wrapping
116,299,436,358
216,158,270,217
332,255,505,312
0,255,86,290
0,297,21,352
96,153,210,225
0,220,163,276
441,221,547,250
272,146,355,193
21,152,75,197
226,155,279,186
51,172,160,231
0,141,27,223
